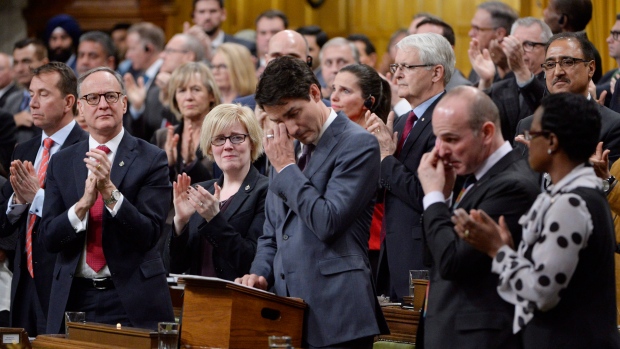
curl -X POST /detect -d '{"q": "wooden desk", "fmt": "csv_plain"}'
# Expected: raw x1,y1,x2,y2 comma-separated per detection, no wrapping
376,306,420,344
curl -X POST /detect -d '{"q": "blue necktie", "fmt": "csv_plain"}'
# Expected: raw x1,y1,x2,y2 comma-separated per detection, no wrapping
19,90,30,111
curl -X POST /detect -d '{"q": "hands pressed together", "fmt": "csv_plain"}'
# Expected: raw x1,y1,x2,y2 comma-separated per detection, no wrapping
452,208,513,258
172,173,221,234
365,110,398,160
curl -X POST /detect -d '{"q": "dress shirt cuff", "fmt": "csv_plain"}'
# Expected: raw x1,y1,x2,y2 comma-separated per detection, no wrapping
105,194,124,217
277,163,296,173
69,203,88,233
28,189,45,218
516,73,534,88
6,193,27,224
393,98,411,116
129,104,145,120
423,191,447,210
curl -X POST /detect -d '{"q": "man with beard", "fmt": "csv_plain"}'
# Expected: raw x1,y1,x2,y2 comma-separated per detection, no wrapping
43,14,81,74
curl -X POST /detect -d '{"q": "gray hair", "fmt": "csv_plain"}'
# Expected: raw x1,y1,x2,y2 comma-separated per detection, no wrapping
174,33,205,62
79,31,116,59
396,33,455,86
478,1,518,32
77,66,126,96
319,37,360,64
511,17,553,43
0,53,13,67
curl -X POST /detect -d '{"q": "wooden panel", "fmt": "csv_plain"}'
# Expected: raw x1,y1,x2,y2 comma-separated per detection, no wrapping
377,306,420,344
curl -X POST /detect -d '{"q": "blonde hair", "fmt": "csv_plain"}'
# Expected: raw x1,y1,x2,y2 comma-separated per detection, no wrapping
200,104,264,162
168,62,222,121
214,43,257,97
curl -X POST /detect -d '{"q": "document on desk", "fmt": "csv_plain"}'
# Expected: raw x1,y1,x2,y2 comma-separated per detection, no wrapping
170,274,276,296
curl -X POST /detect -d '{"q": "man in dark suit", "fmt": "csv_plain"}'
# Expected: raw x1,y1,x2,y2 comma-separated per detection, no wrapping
123,22,166,141
418,86,539,348
365,32,454,301
236,56,387,349
0,62,87,336
515,32,620,164
40,67,174,334
485,17,552,143
192,0,256,56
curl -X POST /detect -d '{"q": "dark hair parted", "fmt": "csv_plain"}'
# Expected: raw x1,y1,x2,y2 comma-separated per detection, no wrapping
14,38,48,60
540,92,600,163
554,0,592,32
32,62,78,115
255,9,289,28
193,0,223,10
546,31,595,62
347,34,376,54
416,17,456,46
255,56,319,109
339,64,391,121
296,25,328,47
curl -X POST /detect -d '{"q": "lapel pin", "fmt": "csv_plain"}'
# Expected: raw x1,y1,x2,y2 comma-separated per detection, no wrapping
245,185,250,191
421,118,425,121
119,161,124,167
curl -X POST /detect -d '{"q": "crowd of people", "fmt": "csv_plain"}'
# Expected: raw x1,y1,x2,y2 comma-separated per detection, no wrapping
1,0,620,348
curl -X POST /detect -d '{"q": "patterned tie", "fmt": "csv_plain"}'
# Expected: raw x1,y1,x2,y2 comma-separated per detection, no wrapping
86,145,111,272
396,111,418,156
19,90,31,112
297,143,315,171
454,174,477,209
25,137,54,278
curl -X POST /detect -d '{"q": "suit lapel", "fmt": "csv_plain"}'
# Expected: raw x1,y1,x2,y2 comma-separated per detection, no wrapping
216,167,260,220
400,93,443,158
110,133,137,188
73,142,90,198
458,150,519,208
302,113,345,179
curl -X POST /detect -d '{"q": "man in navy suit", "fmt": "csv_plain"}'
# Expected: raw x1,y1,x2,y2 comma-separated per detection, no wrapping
40,67,173,334
0,62,87,336
236,56,387,348
365,32,454,301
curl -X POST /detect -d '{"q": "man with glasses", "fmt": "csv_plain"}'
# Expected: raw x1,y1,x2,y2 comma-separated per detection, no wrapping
40,67,174,334
467,1,518,84
365,33,454,302
515,32,620,165
475,17,552,143
598,15,620,107
0,62,87,336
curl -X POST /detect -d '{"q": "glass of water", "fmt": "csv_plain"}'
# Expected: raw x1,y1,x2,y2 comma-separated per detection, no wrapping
158,322,179,349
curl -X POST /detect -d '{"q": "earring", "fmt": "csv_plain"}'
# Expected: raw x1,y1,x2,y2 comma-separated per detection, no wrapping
547,149,552,155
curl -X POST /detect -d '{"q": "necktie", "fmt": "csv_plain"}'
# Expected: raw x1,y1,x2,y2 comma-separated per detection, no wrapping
20,90,31,112
454,174,477,209
25,137,54,278
297,143,315,171
86,145,111,272
396,111,418,156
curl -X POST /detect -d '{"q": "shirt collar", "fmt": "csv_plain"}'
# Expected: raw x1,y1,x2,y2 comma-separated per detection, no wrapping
315,108,337,146
0,81,15,99
145,59,163,80
89,127,125,155
474,141,513,181
211,30,225,50
412,91,444,118
42,120,76,148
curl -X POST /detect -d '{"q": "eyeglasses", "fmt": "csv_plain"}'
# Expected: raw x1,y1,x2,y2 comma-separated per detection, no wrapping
610,31,620,41
210,64,228,71
540,57,590,71
211,134,248,146
80,92,123,106
389,63,433,74
164,48,189,54
523,130,551,141
522,40,546,52
470,25,497,33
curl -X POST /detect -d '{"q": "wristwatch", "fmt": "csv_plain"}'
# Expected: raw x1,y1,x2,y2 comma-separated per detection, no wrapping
103,190,121,205
603,176,616,194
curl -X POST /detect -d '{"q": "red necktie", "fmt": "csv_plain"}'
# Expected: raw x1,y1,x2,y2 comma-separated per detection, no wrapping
25,137,54,278
396,111,417,156
86,145,110,272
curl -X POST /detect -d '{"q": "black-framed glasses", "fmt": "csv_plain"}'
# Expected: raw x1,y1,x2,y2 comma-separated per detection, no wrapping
389,63,433,74
470,25,497,33
611,31,620,41
80,92,123,106
211,134,248,146
164,48,189,54
541,57,590,71
522,40,546,52
523,130,551,141
210,64,228,71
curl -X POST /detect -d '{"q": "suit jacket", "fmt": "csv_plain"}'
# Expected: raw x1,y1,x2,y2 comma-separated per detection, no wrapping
422,150,539,349
0,122,87,325
40,131,174,334
170,166,268,280
488,72,545,144
250,113,388,347
0,82,24,114
131,73,166,142
0,111,16,172
515,103,620,163
379,93,443,300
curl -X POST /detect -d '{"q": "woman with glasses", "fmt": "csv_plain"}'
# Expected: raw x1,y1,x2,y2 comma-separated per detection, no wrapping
152,62,221,184
211,43,257,104
453,93,620,348
169,104,268,281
